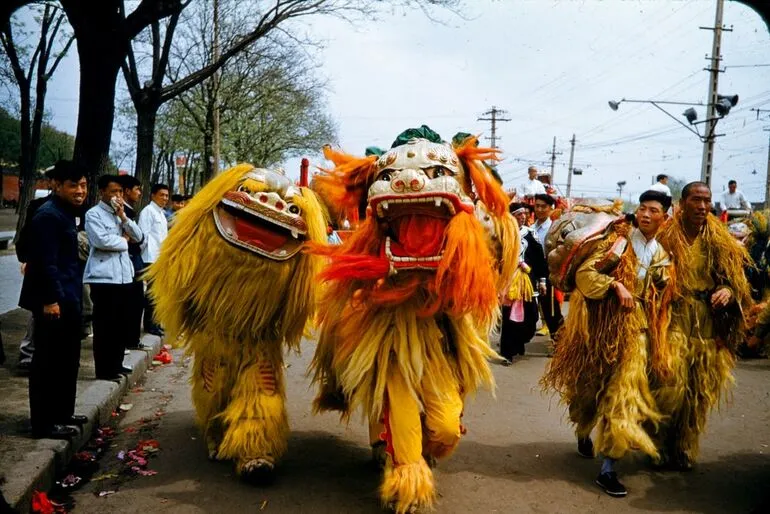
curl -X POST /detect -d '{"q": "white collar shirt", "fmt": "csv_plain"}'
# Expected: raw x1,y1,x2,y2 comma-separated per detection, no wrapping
532,217,552,253
648,182,672,196
517,178,546,198
720,190,750,211
630,227,658,281
138,201,169,263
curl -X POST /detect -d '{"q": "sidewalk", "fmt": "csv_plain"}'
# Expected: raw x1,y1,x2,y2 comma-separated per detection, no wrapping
0,308,162,513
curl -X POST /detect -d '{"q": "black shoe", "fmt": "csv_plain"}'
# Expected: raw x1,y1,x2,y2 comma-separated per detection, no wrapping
577,437,594,458
147,328,164,337
67,415,89,426
96,374,123,382
596,472,627,497
34,425,79,440
120,365,133,375
17,360,31,372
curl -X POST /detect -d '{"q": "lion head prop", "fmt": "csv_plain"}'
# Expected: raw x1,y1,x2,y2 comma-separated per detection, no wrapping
312,126,517,324
147,164,326,348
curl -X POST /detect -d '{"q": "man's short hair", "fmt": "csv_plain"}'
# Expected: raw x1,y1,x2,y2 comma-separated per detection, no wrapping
49,160,86,183
118,175,141,190
171,194,184,202
639,189,671,211
728,180,737,186
656,174,668,182
151,183,169,195
183,194,192,201
508,202,533,214
534,193,555,207
681,181,710,200
97,174,122,190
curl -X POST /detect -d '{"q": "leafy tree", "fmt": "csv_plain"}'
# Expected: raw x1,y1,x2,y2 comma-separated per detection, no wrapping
0,3,74,237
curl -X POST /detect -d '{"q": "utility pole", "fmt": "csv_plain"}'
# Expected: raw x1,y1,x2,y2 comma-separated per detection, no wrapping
477,106,511,150
566,134,576,198
212,0,221,176
546,136,563,183
699,0,731,187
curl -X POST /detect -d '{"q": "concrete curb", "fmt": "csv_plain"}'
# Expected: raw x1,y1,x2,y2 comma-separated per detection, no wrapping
5,334,163,513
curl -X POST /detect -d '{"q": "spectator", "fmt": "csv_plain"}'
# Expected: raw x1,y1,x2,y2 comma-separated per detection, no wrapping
516,166,547,199
649,174,672,197
720,180,751,212
118,175,146,349
84,175,143,380
532,193,564,339
14,169,55,371
18,160,88,439
138,183,169,335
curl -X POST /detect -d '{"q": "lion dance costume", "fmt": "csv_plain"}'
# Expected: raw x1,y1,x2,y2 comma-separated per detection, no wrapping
654,212,751,468
147,165,325,481
310,126,517,513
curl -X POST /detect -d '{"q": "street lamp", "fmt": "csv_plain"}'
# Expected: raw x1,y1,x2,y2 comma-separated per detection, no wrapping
608,95,739,187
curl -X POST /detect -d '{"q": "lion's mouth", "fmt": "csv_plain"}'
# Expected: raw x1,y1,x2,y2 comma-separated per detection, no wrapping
214,197,305,260
370,193,469,269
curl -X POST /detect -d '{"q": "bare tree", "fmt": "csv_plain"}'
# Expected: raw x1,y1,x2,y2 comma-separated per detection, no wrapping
0,3,74,240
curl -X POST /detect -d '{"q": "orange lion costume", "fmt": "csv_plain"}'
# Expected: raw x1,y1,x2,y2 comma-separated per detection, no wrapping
310,126,517,512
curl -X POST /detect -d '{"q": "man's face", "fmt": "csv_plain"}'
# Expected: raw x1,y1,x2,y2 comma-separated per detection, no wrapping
729,183,737,193
534,199,551,221
635,200,666,238
55,177,87,207
171,200,184,212
100,181,123,205
681,185,712,227
513,210,528,227
124,186,142,204
152,188,170,208
528,169,537,180
660,177,668,185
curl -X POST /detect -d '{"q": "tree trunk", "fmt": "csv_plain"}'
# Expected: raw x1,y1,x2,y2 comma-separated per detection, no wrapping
135,105,157,206
13,78,33,242
73,39,123,205
202,127,215,185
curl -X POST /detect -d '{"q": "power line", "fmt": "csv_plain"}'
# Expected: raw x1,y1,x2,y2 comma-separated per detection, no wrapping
477,106,511,150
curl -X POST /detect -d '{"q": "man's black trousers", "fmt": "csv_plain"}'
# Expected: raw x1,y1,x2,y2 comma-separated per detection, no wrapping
90,283,134,379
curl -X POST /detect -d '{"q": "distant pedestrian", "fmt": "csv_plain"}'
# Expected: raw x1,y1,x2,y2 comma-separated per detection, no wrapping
648,174,672,197
532,193,564,339
84,175,143,380
720,179,751,213
516,166,547,200
18,160,88,439
119,175,146,349
138,183,169,335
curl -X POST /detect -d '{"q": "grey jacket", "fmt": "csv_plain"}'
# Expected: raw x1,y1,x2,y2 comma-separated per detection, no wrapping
83,201,144,284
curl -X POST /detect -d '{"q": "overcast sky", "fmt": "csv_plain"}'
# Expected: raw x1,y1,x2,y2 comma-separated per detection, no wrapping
27,0,770,201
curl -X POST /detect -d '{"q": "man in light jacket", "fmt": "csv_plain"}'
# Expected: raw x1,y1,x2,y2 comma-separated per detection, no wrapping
138,183,169,335
84,175,143,380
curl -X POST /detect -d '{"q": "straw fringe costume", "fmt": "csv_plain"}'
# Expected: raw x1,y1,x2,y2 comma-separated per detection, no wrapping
542,223,673,461
654,213,751,463
146,165,325,480
310,128,517,513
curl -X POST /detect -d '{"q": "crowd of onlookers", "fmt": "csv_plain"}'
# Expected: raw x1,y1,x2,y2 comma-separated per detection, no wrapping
12,160,188,440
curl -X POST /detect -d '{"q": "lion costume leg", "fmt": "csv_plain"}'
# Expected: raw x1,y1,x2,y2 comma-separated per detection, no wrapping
190,353,234,460
216,347,289,482
381,368,435,514
420,365,463,463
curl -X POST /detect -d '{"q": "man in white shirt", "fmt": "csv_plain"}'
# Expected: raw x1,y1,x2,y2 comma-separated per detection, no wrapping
138,183,169,335
517,166,547,199
648,174,672,197
720,180,751,212
532,193,563,337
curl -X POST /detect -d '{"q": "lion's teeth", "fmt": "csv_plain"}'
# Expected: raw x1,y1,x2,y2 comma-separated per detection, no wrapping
382,201,389,210
291,229,298,238
434,198,442,207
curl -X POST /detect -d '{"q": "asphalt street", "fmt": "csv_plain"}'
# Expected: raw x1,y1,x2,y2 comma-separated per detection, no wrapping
68,343,770,514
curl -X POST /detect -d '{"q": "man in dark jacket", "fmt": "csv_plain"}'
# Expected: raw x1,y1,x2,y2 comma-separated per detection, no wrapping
118,175,146,349
18,160,88,439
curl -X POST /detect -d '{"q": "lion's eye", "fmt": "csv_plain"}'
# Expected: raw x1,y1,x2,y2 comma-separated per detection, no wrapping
425,166,452,178
378,170,392,182
287,203,301,215
237,184,249,193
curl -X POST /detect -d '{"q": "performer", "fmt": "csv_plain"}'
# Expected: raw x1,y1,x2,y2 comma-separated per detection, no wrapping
500,202,545,359
542,190,674,497
310,126,516,513
532,193,564,338
654,181,751,470
146,165,326,482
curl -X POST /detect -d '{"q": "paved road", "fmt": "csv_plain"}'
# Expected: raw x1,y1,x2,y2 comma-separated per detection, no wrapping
0,254,22,314
68,343,770,514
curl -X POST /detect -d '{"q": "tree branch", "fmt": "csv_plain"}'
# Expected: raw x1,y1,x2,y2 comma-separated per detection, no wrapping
124,0,184,41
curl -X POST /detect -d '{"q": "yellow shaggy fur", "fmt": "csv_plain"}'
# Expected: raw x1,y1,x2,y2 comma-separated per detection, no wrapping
147,164,326,474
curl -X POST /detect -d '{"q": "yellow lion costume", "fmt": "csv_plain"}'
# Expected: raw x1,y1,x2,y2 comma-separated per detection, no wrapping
309,126,517,513
147,164,325,482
